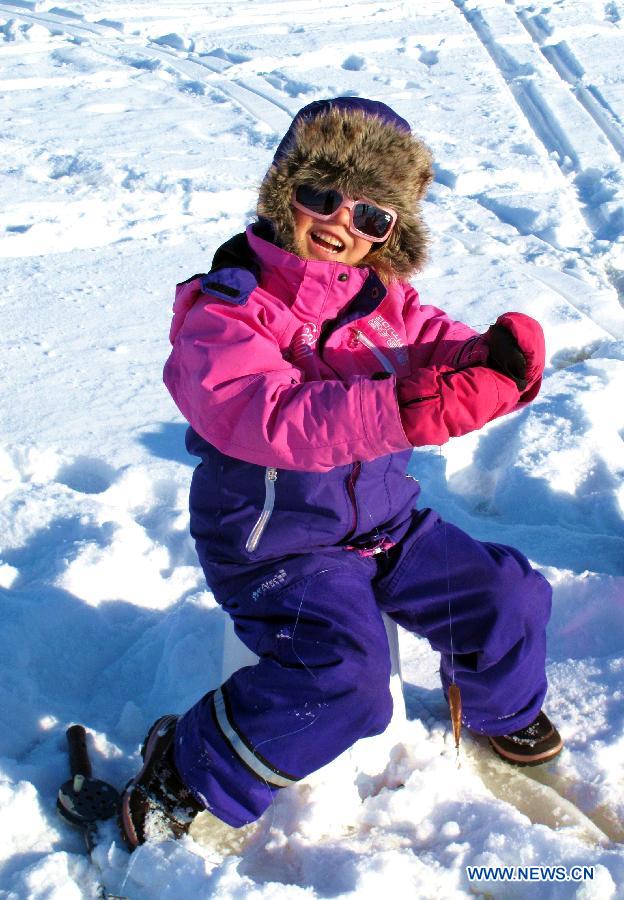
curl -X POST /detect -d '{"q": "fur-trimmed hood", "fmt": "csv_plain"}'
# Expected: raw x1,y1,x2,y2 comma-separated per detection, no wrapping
257,98,434,282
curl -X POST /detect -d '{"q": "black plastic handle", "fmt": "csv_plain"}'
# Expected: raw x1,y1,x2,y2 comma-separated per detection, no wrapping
66,724,92,779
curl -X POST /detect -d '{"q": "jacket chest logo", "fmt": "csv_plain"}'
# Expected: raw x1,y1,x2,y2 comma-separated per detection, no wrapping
290,322,318,362
367,315,409,367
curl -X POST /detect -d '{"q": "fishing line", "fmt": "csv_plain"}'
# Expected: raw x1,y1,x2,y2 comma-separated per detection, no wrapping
437,448,456,682
439,447,462,761
443,526,455,684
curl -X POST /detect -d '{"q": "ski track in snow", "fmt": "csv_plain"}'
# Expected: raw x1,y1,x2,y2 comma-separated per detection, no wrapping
451,0,624,313
513,5,624,159
0,1,297,132
3,0,623,334
1,1,624,897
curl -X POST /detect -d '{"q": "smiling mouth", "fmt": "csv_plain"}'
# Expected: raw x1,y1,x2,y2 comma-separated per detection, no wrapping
310,230,345,253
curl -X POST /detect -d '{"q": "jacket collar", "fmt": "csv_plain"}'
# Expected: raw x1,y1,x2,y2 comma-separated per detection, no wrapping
246,221,372,313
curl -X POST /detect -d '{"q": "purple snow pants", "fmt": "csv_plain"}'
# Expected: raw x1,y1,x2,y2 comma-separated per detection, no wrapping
174,509,551,826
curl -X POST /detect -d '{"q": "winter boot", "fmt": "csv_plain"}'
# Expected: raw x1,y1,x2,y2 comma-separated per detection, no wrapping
120,714,204,849
488,711,563,766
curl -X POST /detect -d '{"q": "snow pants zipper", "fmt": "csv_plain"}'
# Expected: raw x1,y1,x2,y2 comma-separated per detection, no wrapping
346,461,362,538
245,467,278,553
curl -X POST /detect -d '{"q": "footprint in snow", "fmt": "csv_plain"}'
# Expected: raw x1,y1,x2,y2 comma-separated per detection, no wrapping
153,32,194,52
204,47,252,66
47,6,84,21
418,48,439,67
6,224,32,233
604,2,621,24
95,19,124,32
57,457,118,495
181,80,205,96
121,54,161,72
342,55,366,71
433,164,457,189
263,72,312,98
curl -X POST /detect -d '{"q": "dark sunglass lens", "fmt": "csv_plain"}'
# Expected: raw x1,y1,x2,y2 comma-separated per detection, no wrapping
295,185,341,215
353,203,393,238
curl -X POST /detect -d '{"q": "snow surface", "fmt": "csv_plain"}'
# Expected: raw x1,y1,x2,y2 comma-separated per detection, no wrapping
1,0,624,896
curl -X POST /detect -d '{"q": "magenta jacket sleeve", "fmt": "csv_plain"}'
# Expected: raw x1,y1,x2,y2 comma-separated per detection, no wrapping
163,294,411,472
402,285,490,369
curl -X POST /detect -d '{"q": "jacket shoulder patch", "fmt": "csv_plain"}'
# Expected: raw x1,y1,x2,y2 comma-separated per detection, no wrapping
201,267,257,306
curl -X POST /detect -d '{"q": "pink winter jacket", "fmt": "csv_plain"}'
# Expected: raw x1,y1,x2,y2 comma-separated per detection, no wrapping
164,225,530,473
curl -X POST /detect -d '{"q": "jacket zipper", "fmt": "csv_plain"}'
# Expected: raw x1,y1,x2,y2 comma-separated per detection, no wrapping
346,461,362,538
351,329,397,375
245,467,278,553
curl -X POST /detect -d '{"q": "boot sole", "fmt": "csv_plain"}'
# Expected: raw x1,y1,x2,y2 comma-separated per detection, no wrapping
119,714,178,850
488,734,564,767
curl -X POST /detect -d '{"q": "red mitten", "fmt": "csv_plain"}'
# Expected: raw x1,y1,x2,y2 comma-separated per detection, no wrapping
489,312,545,401
397,365,522,447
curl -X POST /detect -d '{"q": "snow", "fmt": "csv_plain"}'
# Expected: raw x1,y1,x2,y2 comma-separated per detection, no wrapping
1,0,623,896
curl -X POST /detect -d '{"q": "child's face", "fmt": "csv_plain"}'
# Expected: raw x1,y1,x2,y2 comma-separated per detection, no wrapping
292,205,373,267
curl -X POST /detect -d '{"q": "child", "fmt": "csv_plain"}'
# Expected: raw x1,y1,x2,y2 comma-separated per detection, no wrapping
120,97,562,848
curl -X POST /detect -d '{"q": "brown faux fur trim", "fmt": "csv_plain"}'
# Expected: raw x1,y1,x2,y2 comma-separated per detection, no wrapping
257,106,433,281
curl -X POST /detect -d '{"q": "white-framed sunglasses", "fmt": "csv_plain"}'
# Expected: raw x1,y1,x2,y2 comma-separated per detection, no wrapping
291,184,397,242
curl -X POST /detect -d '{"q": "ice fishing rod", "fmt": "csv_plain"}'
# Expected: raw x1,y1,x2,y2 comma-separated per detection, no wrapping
57,724,126,900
